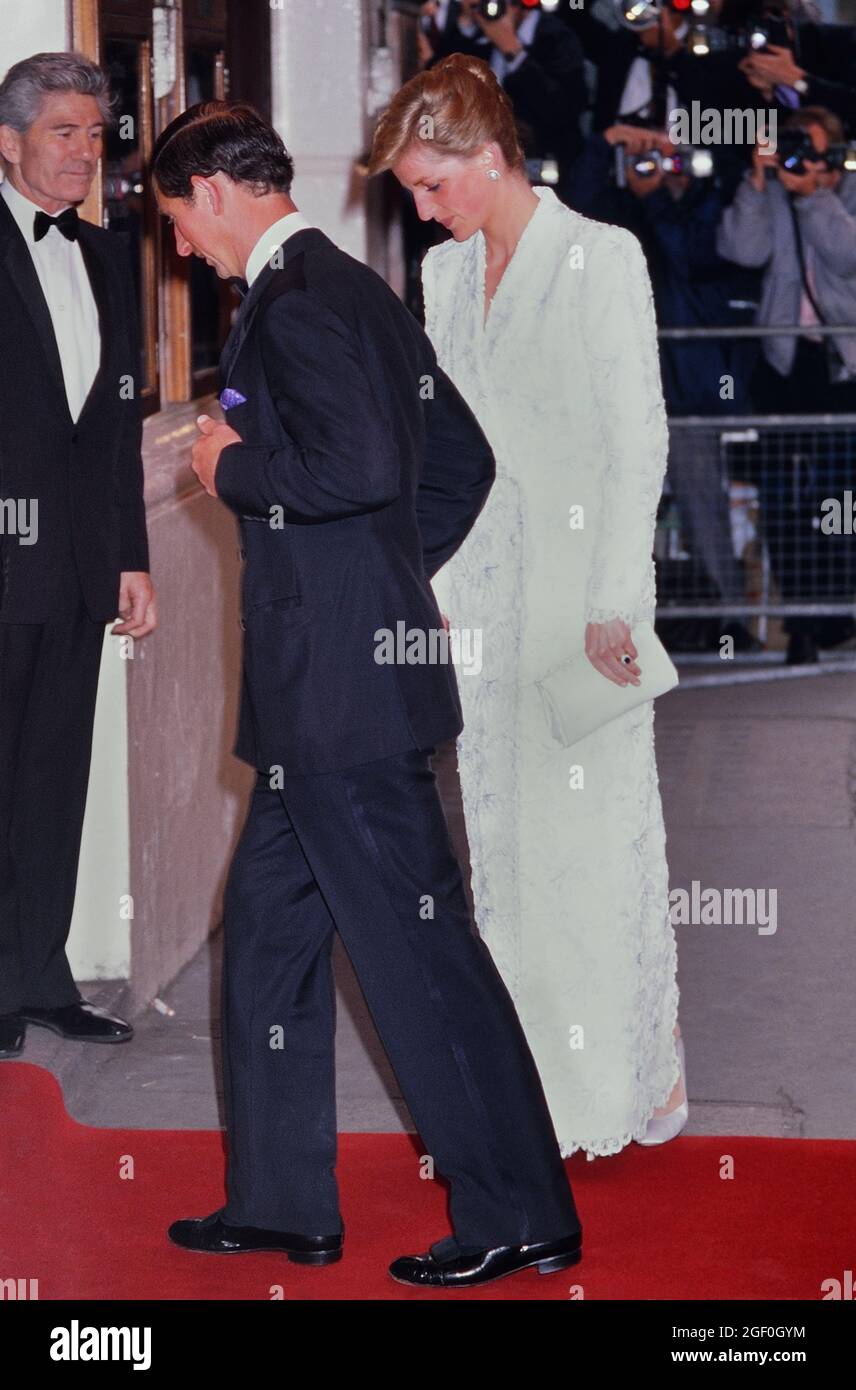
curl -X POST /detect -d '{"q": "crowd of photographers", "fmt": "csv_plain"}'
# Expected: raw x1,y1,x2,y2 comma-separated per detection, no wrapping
415,0,856,662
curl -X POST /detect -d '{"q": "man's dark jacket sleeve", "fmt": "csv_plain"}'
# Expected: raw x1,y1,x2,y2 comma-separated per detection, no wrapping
416,346,495,581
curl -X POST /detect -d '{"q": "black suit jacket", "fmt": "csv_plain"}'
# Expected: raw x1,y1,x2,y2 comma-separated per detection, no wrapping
0,195,149,623
214,227,496,776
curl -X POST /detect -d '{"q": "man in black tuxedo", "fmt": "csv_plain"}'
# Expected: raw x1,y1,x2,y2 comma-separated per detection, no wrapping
0,54,155,1060
153,101,581,1289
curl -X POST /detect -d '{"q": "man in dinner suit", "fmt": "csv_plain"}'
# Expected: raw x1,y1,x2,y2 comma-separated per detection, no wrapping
152,101,582,1289
0,53,155,1060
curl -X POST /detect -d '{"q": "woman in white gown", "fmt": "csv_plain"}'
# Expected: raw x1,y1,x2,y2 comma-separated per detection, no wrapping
370,55,686,1159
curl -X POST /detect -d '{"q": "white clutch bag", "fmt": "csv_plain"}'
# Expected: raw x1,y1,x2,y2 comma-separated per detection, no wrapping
534,620,679,749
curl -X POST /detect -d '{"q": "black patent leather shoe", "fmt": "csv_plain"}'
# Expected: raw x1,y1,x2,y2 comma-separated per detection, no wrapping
17,1001,133,1042
389,1231,582,1288
0,1013,26,1058
168,1210,343,1265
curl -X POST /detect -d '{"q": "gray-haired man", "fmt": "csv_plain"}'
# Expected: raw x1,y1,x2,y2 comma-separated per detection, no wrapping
0,52,155,1057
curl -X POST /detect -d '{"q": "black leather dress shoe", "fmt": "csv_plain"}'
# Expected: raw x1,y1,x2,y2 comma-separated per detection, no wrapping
168,1210,343,1265
389,1231,582,1288
0,1013,26,1058
17,1001,133,1042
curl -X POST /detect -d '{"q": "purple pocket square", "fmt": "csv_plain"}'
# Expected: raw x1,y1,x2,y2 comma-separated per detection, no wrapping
220,388,247,412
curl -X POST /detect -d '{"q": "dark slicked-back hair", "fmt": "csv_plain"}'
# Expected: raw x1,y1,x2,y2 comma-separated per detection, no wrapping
151,100,294,199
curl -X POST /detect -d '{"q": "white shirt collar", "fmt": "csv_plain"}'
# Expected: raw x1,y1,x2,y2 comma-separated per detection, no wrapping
245,209,313,287
1,177,73,245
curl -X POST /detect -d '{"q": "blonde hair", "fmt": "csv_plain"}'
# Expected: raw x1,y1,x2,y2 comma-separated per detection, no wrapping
368,53,525,177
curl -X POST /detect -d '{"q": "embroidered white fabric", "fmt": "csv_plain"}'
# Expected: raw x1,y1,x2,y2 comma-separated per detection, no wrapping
424,187,681,1159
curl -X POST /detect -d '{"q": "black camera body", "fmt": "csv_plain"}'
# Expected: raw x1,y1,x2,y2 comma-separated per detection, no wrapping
769,131,856,177
774,129,821,176
686,15,789,57
614,145,716,187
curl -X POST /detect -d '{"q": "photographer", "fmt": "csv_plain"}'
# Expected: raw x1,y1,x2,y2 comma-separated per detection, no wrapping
716,108,856,662
568,124,761,649
733,4,856,131
564,1,758,136
419,0,587,198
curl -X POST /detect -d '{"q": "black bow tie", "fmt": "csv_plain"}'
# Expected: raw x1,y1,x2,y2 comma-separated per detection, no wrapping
33,206,80,243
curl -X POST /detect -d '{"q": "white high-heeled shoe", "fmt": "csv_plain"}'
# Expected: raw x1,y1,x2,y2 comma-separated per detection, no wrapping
637,1037,688,1146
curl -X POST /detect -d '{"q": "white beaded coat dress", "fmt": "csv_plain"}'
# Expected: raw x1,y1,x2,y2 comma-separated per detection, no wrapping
425,185,680,1158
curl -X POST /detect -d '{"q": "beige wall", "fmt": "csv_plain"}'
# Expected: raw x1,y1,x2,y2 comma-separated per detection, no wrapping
126,402,253,1013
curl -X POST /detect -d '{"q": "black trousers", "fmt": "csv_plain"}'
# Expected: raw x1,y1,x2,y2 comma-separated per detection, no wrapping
220,747,580,1253
0,579,106,1014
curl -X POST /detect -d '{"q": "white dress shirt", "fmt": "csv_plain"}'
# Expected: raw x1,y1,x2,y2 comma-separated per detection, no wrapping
244,209,313,288
1,177,101,422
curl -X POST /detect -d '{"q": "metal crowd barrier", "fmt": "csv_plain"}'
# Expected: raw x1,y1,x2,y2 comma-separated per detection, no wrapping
653,325,856,682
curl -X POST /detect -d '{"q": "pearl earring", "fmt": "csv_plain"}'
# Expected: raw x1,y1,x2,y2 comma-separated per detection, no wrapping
486,168,500,181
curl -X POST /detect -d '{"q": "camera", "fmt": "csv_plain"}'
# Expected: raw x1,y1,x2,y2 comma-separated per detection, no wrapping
615,1,790,54
614,145,716,185
685,17,789,55
615,0,714,34
769,130,856,176
826,144,856,173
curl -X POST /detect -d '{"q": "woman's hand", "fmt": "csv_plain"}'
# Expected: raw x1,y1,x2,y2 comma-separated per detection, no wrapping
585,619,641,687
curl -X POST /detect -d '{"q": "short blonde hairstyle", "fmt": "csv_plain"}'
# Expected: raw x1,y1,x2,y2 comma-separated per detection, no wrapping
368,53,525,177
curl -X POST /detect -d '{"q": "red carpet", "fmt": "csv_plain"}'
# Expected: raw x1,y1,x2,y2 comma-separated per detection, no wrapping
0,1062,851,1300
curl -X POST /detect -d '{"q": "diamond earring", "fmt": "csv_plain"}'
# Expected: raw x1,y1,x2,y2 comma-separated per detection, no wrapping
486,168,500,181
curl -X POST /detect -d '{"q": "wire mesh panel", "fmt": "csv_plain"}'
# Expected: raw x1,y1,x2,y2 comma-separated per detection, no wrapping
658,416,856,624
653,414,856,669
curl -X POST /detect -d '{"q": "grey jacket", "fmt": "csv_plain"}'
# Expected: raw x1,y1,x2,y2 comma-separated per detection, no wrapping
716,169,856,378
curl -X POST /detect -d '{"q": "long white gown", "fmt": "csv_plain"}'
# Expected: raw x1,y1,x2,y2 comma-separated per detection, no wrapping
424,185,680,1159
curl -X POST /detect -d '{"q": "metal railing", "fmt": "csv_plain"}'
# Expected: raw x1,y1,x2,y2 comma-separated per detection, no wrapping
654,325,856,680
